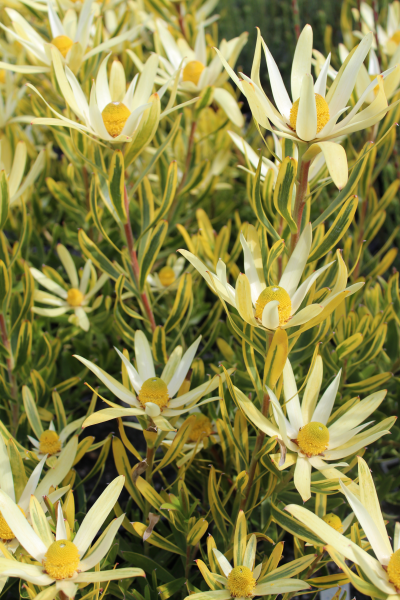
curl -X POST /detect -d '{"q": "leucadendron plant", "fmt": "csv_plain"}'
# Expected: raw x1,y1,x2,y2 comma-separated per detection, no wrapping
0,0,399,598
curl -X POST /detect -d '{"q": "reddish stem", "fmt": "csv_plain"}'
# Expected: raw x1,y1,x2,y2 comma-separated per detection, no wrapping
123,187,156,332
292,0,301,39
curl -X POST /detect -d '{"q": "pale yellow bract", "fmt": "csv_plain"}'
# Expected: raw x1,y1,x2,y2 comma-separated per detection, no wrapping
0,476,144,598
287,457,400,598
75,330,234,432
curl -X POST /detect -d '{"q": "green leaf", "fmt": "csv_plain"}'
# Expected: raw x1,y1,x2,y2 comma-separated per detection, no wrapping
308,195,358,263
109,150,127,223
22,385,43,439
273,157,297,233
14,320,32,370
0,171,9,230
138,220,168,291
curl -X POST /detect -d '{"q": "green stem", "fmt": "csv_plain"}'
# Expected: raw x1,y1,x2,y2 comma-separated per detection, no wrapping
0,314,18,435
123,186,156,332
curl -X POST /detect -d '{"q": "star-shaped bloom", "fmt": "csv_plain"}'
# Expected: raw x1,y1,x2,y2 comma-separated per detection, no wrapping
287,456,400,598
216,25,394,188
180,224,363,332
30,51,164,143
28,419,84,459
0,0,140,74
236,355,394,501
0,476,144,598
75,330,234,432
149,19,247,126
30,244,109,332
187,510,311,600
147,256,185,291
354,1,400,62
0,434,77,553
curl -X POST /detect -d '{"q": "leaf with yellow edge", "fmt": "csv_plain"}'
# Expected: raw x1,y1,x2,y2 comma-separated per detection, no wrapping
73,436,94,466
273,157,297,233
30,495,53,548
336,332,363,360
196,559,225,590
344,373,392,393
108,150,126,223
234,510,247,567
7,438,26,503
133,522,185,555
187,519,208,546
263,328,288,389
164,273,192,333
308,196,358,262
112,437,144,511
152,325,167,364
22,385,43,439
154,415,196,473
306,573,350,589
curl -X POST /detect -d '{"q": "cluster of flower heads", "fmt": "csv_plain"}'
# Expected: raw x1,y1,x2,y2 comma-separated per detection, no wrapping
0,0,399,598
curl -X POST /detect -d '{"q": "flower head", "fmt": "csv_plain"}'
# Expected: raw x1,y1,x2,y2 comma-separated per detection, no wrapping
180,224,362,332
216,25,393,188
0,0,140,74
147,256,185,291
28,418,84,459
0,476,144,598
30,244,109,332
154,19,247,126
30,52,163,142
75,330,234,432
287,456,400,598
236,356,394,501
0,435,77,552
187,510,310,600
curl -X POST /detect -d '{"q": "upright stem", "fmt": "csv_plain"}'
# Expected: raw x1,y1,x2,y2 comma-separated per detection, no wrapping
123,187,156,332
290,152,311,254
0,314,18,435
239,393,270,511
292,0,301,39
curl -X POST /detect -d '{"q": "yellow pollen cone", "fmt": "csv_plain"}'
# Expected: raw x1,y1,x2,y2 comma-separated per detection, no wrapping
227,566,256,597
255,286,291,325
51,35,74,58
67,288,84,307
159,266,176,287
182,60,205,85
388,549,400,590
102,102,131,138
290,93,330,134
322,513,343,533
188,414,213,443
0,507,25,541
43,540,80,580
138,377,169,409
39,430,62,455
296,422,329,456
